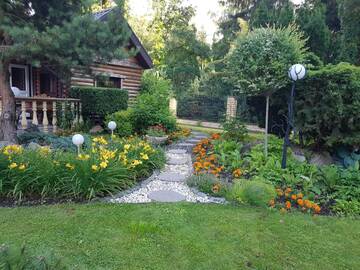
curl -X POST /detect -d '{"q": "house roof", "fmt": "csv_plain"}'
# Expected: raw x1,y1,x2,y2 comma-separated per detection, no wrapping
93,8,153,69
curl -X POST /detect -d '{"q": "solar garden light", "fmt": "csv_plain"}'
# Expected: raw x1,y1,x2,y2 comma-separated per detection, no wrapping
281,64,306,169
72,134,84,155
108,121,117,137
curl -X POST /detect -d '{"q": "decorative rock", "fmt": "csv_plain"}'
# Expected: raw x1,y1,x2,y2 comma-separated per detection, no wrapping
148,190,186,202
310,152,333,166
168,149,187,154
146,135,168,145
89,125,104,134
27,142,41,150
158,172,186,182
293,153,306,163
167,156,188,165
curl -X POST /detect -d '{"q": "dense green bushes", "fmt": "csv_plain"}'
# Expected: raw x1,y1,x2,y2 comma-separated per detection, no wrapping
295,63,360,148
107,72,177,135
70,86,128,122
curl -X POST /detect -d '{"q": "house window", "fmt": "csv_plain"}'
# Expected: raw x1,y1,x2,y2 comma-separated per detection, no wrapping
9,64,30,96
96,76,123,89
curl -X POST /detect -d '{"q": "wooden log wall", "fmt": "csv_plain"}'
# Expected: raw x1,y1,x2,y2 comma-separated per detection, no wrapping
71,57,144,104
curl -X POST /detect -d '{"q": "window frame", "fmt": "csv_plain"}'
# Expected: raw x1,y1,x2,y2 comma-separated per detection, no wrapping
9,64,30,97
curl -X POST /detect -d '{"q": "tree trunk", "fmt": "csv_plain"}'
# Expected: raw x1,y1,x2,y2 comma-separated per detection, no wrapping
264,94,270,158
0,61,17,142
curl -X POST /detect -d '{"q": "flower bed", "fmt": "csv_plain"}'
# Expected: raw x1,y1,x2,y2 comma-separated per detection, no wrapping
191,133,360,217
0,136,165,203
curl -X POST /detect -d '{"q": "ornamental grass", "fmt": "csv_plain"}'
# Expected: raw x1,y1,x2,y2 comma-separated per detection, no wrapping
0,136,165,201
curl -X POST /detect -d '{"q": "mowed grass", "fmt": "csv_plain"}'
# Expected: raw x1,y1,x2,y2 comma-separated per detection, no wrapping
0,203,359,270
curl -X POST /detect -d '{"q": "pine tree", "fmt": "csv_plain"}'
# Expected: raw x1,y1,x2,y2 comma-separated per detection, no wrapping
0,0,130,141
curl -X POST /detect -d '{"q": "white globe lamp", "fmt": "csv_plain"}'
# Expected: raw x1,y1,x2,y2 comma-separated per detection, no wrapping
108,121,117,137
72,134,84,155
288,64,306,81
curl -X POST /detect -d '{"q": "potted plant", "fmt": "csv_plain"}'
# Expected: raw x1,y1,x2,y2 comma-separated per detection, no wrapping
145,125,168,145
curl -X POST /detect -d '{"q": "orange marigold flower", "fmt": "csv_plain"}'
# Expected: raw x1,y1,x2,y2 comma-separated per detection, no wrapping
304,200,312,208
297,199,304,206
314,205,321,214
232,169,242,178
291,194,297,200
297,193,304,199
285,187,292,193
211,133,220,140
285,201,291,209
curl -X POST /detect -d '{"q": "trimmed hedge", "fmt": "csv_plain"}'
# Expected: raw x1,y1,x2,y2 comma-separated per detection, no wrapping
70,86,128,122
295,63,360,148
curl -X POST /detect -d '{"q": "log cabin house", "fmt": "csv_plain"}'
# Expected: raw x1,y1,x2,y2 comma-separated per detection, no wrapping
0,8,153,132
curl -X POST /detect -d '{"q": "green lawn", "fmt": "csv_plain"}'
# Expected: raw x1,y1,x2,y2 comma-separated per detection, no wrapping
0,203,359,270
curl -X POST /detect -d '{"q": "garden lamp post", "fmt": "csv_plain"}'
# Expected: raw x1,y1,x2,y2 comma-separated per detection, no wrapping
281,64,306,169
72,134,84,155
108,121,117,137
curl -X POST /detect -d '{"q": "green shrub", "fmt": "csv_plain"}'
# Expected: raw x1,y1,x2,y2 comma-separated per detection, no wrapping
132,77,176,133
0,244,66,270
331,200,360,217
70,86,128,122
187,174,228,197
222,117,248,142
296,62,360,148
106,109,134,137
229,180,276,207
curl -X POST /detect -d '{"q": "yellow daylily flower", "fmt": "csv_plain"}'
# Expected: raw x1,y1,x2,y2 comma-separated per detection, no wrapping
8,162,18,169
99,161,108,169
18,164,26,170
92,165,99,172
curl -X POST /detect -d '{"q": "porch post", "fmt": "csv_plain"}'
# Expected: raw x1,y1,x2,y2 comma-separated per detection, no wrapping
32,101,38,125
79,102,84,124
21,101,28,129
42,101,49,133
52,101,57,132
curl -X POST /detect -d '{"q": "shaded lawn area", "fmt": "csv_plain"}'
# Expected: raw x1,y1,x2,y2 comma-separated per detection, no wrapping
0,203,359,270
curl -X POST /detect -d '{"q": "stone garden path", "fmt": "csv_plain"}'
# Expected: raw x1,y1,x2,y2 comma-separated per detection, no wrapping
109,131,225,204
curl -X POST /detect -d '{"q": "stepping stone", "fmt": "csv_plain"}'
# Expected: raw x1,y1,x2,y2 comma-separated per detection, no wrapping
168,149,187,154
186,139,202,144
167,157,188,165
193,135,208,140
191,131,207,137
177,143,195,148
158,172,186,182
148,190,185,202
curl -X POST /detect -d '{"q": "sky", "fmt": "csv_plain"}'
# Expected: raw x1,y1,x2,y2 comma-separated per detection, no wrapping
128,0,304,44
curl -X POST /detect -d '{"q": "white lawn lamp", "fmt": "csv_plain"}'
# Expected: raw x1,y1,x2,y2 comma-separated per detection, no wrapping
72,134,85,155
108,121,117,137
281,64,306,169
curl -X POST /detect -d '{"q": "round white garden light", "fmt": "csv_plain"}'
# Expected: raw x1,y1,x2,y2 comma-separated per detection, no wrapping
108,121,117,137
288,64,306,81
72,134,84,155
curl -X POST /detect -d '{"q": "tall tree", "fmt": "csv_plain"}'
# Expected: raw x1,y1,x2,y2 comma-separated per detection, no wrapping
295,0,332,62
0,0,130,141
338,0,360,65
226,26,308,156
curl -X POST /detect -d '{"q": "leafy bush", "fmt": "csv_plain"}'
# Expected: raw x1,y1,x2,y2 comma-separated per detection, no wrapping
106,109,134,137
70,86,128,122
0,244,66,270
146,125,167,137
132,85,176,134
331,200,360,217
229,180,276,207
222,117,248,142
296,63,360,148
0,137,165,201
187,174,228,197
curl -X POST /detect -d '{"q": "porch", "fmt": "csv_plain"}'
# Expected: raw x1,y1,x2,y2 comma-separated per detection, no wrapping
0,96,83,133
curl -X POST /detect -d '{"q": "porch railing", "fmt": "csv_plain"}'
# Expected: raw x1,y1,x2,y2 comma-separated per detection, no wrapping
0,96,83,133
